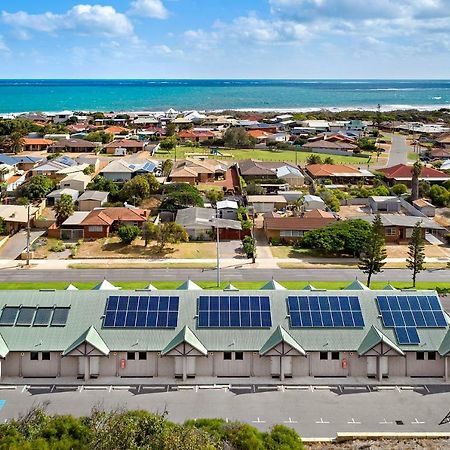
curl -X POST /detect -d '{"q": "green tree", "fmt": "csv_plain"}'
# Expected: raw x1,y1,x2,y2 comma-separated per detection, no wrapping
411,161,422,202
263,424,305,450
323,156,335,164
159,136,177,152
306,154,322,165
406,221,426,287
87,175,119,199
358,215,387,287
9,131,25,154
54,194,74,226
84,131,113,144
145,222,189,252
206,189,224,206
391,183,408,195
319,188,340,212
19,175,55,200
357,137,377,151
429,184,450,207
161,159,174,177
117,225,141,244
160,184,204,211
242,235,256,261
224,127,255,149
83,164,95,175
165,122,177,136
0,217,6,235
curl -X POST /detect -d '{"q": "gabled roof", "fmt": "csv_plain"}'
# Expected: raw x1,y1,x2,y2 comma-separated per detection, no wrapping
92,280,120,291
303,283,319,291
161,326,207,356
100,160,134,173
264,215,336,231
306,164,373,178
104,139,144,149
77,190,109,202
63,326,109,356
0,332,9,358
65,284,79,291
261,279,286,291
144,283,158,291
223,283,239,291
345,279,370,291
358,326,404,356
177,279,202,291
379,164,450,180
259,325,306,356
80,207,148,226
382,284,397,291
438,329,450,356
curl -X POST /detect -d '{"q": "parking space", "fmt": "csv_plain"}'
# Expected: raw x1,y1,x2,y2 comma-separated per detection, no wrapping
0,384,450,438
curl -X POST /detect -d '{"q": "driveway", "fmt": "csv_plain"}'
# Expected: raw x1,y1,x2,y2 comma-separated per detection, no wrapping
0,230,45,260
388,134,411,166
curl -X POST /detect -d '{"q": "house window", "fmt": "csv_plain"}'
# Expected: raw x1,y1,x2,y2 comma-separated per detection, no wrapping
223,352,232,360
385,227,396,236
42,352,51,361
88,226,103,233
405,228,413,238
320,352,328,360
127,352,136,360
138,352,147,360
416,351,425,360
30,352,39,361
428,352,436,360
331,352,340,360
235,352,244,361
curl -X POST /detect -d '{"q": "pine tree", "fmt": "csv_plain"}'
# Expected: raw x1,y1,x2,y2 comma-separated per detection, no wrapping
358,214,387,287
406,221,425,287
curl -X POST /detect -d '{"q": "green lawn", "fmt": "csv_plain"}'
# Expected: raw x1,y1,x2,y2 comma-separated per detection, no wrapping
155,146,373,165
1,281,449,291
408,152,419,161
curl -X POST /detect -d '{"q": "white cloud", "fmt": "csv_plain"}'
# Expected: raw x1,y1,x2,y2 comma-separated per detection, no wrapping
2,4,134,37
0,35,9,53
129,0,169,19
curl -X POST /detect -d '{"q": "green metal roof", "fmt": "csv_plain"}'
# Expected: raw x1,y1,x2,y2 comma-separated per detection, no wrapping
177,280,202,291
92,280,120,291
357,325,404,356
63,326,110,356
161,326,207,356
144,283,158,291
303,283,319,291
438,329,450,356
345,279,370,291
382,284,397,291
223,283,239,291
0,332,9,358
261,279,286,290
259,325,306,356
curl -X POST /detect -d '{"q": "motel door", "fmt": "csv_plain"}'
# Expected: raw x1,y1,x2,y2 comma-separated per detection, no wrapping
175,357,196,377
367,357,376,376
380,357,388,376
270,356,293,377
90,357,100,376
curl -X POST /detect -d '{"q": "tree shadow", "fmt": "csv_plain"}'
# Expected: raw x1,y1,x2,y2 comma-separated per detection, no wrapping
101,241,176,258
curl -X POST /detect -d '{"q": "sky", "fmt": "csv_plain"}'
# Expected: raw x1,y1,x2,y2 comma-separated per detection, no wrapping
0,0,450,78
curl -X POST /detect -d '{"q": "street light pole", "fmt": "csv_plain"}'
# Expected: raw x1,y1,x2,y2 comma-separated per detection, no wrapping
216,207,220,287
26,203,31,266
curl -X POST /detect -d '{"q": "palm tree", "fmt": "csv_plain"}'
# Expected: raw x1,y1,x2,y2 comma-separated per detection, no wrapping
411,161,422,202
292,197,304,217
54,194,74,226
9,132,25,154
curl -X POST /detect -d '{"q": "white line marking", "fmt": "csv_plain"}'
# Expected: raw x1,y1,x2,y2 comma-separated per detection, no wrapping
283,417,298,424
315,418,330,424
21,385,28,393
412,418,425,424
347,418,361,424
379,418,393,424
252,417,266,424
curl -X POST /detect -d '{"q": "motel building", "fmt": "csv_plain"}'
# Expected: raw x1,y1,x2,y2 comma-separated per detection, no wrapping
0,280,449,384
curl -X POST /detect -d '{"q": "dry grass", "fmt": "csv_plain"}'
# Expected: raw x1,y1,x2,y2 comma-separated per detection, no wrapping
305,438,450,450
69,262,216,269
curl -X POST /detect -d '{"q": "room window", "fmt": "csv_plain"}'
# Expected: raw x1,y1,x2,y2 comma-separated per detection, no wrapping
41,352,51,361
235,352,244,361
88,226,103,232
223,352,232,360
138,352,147,361
127,352,136,360
428,352,436,360
320,352,328,360
30,352,39,361
385,227,396,236
416,351,425,360
331,352,340,360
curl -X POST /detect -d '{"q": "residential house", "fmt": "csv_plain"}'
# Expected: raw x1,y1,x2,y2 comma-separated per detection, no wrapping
412,199,436,217
217,200,239,220
11,155,43,171
430,148,450,160
247,195,288,214
48,138,98,153
104,139,144,155
177,130,216,144
303,195,326,211
169,159,228,185
263,209,336,242
52,111,74,124
77,191,109,211
436,133,450,150
378,164,450,186
31,160,73,179
59,173,92,192
100,160,134,182
22,138,54,152
368,196,402,213
302,139,358,156
46,188,79,206
306,164,374,184
0,204,39,233
238,160,302,185
276,166,304,187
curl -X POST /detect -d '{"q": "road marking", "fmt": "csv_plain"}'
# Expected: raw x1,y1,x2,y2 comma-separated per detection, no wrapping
379,418,393,424
411,418,425,424
252,417,266,424
284,417,298,424
315,418,330,424
347,418,361,424
21,386,28,393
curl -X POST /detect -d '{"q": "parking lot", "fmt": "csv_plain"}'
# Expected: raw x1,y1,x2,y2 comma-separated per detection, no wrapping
1,384,450,438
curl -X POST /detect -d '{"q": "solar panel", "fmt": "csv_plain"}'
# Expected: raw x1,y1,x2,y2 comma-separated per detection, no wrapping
33,308,54,327
376,295,447,345
0,307,19,326
50,307,70,327
103,295,179,328
197,295,272,328
15,307,36,326
287,296,364,328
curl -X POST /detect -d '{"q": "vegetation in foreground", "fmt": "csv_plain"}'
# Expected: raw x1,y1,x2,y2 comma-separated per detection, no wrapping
0,406,304,450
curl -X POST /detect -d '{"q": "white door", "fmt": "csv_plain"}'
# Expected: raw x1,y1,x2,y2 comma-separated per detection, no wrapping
78,357,84,375
380,356,388,376
187,358,196,376
175,357,183,376
271,356,280,376
90,357,100,376
284,356,293,376
367,357,376,376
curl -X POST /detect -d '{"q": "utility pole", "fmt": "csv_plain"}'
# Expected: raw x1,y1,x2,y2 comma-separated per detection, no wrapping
216,207,220,287
26,203,31,266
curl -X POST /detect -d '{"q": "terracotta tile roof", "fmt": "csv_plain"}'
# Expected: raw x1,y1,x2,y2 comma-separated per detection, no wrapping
23,138,54,145
80,207,148,226
104,126,129,134
431,148,450,158
379,164,450,180
104,139,144,149
247,130,272,139
303,209,335,219
306,164,363,176
264,215,336,231
178,130,215,139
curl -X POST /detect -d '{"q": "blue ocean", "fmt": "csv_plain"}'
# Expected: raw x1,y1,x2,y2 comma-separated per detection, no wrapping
0,79,449,113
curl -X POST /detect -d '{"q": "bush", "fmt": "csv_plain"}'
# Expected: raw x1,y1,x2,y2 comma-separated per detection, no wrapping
117,226,141,244
50,240,65,252
429,184,450,207
391,183,408,195
263,424,305,450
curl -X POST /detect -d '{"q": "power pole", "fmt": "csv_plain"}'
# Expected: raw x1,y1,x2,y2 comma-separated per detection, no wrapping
26,203,31,266
216,208,220,287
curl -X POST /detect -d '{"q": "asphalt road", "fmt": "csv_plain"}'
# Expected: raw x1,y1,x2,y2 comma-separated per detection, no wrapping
388,134,411,166
0,230,45,260
0,385,449,438
0,267,449,283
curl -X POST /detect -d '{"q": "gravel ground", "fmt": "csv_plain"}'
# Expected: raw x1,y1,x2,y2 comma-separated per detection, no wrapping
306,439,450,450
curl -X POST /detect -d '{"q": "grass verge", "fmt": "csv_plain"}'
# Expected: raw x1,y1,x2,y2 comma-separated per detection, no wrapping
68,263,217,269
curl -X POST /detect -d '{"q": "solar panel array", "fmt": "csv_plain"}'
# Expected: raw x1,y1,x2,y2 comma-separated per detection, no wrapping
376,295,447,344
197,295,272,328
103,295,179,328
0,306,70,327
287,296,365,328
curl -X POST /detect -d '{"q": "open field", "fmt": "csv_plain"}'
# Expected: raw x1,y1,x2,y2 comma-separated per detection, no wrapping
155,145,374,165
1,280,450,290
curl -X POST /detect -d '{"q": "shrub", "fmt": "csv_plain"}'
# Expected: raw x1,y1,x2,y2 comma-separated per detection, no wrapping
50,240,65,252
391,183,408,195
117,226,141,244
